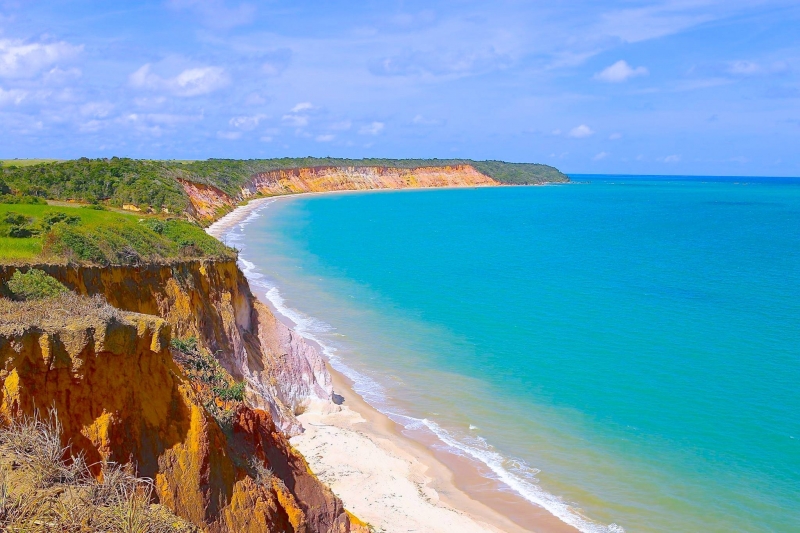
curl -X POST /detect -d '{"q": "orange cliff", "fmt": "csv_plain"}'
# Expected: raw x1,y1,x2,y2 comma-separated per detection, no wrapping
179,165,500,223
0,260,330,436
0,305,366,533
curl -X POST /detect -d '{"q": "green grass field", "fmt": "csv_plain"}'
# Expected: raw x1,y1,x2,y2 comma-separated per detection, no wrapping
0,203,233,264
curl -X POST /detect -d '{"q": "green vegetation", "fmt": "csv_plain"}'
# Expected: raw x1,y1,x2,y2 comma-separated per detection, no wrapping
0,157,568,214
170,336,246,428
0,203,233,265
6,269,68,301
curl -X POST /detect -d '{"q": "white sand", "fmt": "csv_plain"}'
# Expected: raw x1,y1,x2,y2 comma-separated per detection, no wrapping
293,402,514,533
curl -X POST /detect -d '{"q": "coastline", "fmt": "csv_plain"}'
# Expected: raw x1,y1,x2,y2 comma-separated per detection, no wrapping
207,191,581,533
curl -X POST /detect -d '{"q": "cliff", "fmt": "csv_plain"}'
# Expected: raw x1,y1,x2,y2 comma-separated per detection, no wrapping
0,295,365,533
181,164,500,223
0,260,330,436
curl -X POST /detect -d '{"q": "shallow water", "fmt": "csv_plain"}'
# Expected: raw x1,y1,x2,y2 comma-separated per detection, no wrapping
229,176,800,532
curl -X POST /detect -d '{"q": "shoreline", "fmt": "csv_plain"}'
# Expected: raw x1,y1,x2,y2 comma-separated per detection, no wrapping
206,190,581,533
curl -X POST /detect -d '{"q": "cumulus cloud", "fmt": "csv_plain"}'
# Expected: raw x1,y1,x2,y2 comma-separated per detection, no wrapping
80,101,114,118
662,154,681,163
229,113,268,130
315,134,335,142
595,60,648,83
359,121,384,135
569,124,594,138
609,132,622,140
0,38,83,78
291,102,314,112
129,64,229,97
593,151,608,160
0,86,27,105
282,114,309,127
167,0,256,29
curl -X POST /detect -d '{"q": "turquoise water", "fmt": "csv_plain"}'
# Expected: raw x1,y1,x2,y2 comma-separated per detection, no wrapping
232,177,800,532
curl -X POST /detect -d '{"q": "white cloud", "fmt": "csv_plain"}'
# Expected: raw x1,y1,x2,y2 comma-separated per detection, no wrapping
0,86,27,105
609,132,622,140
130,64,229,97
359,121,384,135
0,38,83,78
43,67,82,85
316,134,335,142
568,124,594,138
291,102,313,112
595,60,648,83
229,114,268,130
593,151,609,160
662,154,681,163
282,114,309,127
80,101,114,118
551,128,562,136
217,131,242,140
260,135,273,142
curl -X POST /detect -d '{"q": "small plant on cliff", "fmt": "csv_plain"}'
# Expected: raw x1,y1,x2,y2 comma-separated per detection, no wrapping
249,457,275,487
6,268,68,301
170,336,246,431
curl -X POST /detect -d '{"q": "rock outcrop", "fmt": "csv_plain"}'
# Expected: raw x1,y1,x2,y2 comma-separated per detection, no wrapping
0,260,329,436
0,300,365,532
181,164,499,223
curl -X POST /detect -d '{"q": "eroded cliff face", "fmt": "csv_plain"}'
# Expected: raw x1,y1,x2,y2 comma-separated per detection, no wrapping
242,165,498,196
180,165,499,223
0,260,329,436
0,306,364,533
178,178,235,222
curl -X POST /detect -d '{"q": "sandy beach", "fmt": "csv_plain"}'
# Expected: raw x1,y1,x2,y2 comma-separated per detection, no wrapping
207,194,580,533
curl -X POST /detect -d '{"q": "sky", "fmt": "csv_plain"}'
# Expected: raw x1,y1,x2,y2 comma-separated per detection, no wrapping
1,0,799,176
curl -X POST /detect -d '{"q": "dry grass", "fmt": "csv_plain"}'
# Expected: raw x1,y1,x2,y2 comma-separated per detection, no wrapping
0,293,121,334
0,410,198,532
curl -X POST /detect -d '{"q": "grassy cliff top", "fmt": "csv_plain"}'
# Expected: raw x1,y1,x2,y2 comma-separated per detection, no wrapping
0,202,233,264
0,157,568,213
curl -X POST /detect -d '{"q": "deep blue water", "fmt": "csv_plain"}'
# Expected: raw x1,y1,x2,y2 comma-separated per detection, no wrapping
234,176,800,532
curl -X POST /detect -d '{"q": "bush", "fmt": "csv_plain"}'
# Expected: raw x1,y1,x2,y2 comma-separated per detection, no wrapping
6,269,68,300
214,381,246,402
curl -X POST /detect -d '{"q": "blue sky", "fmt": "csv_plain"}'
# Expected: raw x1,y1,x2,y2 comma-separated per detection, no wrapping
1,0,799,176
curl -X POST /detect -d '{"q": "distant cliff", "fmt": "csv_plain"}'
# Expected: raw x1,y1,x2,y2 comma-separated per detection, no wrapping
0,157,569,222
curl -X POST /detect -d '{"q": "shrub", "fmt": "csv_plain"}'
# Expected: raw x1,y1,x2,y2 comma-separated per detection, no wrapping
214,381,246,402
6,269,68,301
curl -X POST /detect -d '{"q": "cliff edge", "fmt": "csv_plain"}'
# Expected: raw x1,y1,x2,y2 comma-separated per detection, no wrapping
0,294,366,533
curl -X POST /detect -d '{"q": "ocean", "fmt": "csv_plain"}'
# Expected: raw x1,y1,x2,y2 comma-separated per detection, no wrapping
226,176,800,532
